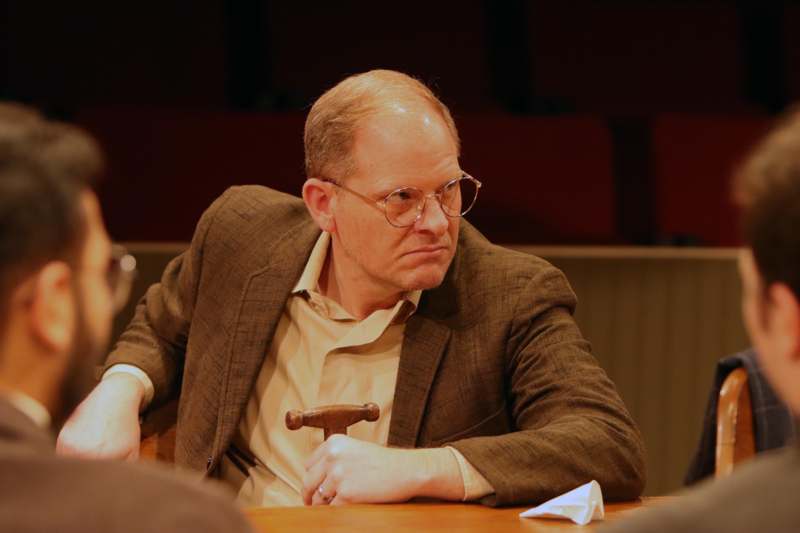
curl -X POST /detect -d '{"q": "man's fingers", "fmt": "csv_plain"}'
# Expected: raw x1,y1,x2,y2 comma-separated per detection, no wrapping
310,485,335,506
304,439,330,470
301,454,329,505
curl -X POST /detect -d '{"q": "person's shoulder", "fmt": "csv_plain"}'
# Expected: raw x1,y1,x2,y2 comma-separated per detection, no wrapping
444,223,577,322
599,447,800,533
211,185,307,224
0,454,253,533
457,222,567,288
196,185,311,251
102,459,253,532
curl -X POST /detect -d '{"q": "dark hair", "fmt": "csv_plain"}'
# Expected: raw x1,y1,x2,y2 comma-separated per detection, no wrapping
734,108,800,298
0,103,104,319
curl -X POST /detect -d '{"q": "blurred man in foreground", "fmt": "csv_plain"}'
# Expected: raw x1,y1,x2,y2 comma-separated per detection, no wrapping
0,103,252,532
601,110,800,531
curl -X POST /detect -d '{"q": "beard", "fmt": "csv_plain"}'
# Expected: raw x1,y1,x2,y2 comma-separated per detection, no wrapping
52,284,108,429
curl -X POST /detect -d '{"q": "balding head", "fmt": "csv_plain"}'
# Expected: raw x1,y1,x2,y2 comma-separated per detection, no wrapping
303,69,460,181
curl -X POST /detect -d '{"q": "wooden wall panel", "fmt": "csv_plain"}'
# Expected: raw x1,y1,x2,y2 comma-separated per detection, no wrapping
519,247,749,495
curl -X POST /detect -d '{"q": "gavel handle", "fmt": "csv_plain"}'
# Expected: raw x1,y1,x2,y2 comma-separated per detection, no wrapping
285,403,380,440
323,425,349,440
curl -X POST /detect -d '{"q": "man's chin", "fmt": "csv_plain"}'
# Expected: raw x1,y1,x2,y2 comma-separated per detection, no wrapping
400,265,449,291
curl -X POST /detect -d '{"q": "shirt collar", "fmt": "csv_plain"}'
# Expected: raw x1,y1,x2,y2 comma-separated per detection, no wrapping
4,391,51,429
292,232,421,321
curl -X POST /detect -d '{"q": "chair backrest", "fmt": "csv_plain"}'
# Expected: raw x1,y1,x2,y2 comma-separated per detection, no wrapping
715,367,755,478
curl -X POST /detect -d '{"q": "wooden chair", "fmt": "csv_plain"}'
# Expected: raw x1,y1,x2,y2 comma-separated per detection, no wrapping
715,367,755,478
139,399,178,463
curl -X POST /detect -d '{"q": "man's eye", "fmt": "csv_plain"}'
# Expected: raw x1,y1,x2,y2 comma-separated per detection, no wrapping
388,190,417,203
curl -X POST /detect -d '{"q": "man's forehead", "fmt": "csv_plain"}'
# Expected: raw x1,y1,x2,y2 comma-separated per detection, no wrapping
358,104,448,137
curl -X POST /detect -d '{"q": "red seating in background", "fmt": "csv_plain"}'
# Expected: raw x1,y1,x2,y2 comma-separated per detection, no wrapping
77,109,617,244
651,114,772,246
79,108,780,247
77,108,306,242
458,115,616,243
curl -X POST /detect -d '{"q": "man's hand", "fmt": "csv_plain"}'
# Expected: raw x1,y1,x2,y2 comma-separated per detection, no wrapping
56,373,144,460
301,435,464,505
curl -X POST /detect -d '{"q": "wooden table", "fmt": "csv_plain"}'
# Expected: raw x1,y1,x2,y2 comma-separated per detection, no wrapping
246,499,667,532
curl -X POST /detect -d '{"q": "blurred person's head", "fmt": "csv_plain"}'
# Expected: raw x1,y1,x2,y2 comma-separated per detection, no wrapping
302,70,476,305
734,108,800,414
0,103,129,427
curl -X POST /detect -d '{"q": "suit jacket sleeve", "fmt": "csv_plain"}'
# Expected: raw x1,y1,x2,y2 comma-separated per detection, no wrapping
103,189,234,407
448,264,646,506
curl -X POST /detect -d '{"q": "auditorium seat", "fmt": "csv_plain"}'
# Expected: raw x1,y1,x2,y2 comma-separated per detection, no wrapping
458,115,616,244
79,109,615,244
651,114,771,246
76,108,307,242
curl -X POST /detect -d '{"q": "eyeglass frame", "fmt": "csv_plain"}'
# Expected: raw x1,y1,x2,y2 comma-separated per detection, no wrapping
322,173,483,228
107,244,137,313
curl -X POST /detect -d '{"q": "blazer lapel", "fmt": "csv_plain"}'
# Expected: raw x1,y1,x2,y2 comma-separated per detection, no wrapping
216,220,321,455
388,314,451,447
387,238,465,449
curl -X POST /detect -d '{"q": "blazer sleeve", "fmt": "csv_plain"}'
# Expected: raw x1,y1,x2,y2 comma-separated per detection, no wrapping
103,190,234,407
448,264,647,506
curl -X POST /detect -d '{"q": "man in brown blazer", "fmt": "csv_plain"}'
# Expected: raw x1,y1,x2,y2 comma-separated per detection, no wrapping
599,112,800,531
59,70,646,507
0,103,253,532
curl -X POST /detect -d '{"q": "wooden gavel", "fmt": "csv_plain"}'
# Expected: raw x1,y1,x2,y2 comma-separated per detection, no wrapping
285,403,380,440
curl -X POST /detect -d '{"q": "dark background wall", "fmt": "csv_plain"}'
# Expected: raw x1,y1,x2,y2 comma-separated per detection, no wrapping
4,0,799,245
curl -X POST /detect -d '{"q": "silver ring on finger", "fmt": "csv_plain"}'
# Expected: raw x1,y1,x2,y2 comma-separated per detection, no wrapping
317,485,333,503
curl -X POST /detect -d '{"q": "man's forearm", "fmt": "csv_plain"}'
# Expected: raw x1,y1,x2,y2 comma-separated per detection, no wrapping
102,364,154,411
411,447,470,501
56,372,145,459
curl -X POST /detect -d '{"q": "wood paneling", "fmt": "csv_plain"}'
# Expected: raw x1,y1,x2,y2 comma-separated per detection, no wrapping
517,246,748,495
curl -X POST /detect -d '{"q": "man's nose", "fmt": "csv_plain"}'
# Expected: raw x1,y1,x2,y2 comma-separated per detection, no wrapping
414,195,449,235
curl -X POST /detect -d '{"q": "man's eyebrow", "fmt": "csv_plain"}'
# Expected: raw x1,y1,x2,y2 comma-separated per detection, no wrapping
374,183,413,198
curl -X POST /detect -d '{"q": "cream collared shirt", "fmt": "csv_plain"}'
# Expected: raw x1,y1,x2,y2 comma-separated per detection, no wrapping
4,391,51,429
108,232,493,505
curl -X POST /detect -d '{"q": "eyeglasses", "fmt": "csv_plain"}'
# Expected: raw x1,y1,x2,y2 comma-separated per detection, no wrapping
107,244,137,313
325,174,482,228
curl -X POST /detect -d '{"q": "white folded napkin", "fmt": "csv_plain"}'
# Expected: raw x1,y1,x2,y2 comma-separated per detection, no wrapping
519,480,605,526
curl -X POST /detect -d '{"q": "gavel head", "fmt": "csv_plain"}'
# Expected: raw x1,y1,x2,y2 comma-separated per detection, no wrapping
285,409,305,430
363,402,379,422
284,403,381,438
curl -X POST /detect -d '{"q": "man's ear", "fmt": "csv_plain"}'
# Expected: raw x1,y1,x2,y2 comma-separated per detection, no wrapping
767,282,800,363
28,262,74,353
302,178,337,233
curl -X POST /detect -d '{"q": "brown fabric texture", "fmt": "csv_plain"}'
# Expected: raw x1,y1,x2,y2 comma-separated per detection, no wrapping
0,397,253,533
106,185,646,506
598,441,800,533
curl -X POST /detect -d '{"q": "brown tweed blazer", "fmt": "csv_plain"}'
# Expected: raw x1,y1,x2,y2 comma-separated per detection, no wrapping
0,397,252,532
107,186,646,506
